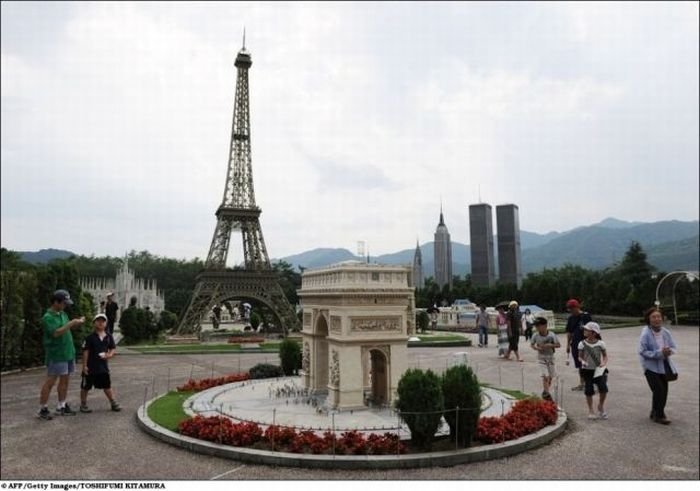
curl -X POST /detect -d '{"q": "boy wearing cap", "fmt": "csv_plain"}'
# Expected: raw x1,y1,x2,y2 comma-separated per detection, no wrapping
39,290,85,419
565,299,593,391
578,322,609,420
530,317,560,401
79,313,121,413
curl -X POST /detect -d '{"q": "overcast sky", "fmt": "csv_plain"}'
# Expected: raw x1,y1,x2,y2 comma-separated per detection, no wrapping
2,1,698,262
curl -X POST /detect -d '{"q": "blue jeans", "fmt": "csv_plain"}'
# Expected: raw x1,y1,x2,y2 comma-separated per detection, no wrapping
478,325,488,346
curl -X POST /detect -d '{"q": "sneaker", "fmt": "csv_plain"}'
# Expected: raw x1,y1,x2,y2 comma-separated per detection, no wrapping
38,407,53,420
599,411,608,420
56,404,77,416
587,413,599,420
110,401,122,412
80,404,92,413
571,385,584,391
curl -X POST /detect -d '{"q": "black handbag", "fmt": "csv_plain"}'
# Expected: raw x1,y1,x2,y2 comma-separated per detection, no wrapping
664,359,678,382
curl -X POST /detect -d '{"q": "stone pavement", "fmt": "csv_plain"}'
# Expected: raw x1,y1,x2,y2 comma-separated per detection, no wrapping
1,325,698,480
187,378,510,434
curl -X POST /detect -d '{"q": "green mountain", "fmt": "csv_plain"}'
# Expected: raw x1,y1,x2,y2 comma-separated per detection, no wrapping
646,236,700,272
521,221,698,272
279,219,698,275
18,248,75,264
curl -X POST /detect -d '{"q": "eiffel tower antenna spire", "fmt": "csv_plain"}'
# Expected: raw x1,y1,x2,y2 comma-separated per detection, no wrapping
176,43,299,336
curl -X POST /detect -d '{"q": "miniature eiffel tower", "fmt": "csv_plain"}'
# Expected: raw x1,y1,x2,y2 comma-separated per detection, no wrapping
176,39,299,335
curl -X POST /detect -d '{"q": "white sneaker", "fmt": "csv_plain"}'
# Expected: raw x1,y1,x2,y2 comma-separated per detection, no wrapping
599,411,608,420
587,413,599,420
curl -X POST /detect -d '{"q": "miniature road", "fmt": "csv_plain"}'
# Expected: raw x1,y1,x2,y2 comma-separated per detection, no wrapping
1,326,697,480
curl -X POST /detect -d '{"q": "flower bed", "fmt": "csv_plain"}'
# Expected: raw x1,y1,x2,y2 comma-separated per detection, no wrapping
177,417,405,455
228,336,265,344
476,398,558,444
176,373,250,392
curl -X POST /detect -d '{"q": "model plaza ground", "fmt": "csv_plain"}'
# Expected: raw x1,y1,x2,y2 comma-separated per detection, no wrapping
0,325,697,480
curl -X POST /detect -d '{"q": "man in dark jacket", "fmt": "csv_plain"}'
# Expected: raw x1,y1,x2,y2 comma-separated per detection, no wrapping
565,298,593,391
105,292,118,336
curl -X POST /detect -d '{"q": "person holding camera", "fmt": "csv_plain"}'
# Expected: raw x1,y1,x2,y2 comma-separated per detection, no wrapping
38,289,85,419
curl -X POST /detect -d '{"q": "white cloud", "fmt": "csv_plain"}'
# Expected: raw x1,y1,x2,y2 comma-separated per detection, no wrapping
1,2,698,261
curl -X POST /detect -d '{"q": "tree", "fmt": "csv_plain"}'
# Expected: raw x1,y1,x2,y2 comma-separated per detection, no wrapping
119,306,161,344
442,365,481,447
416,310,429,334
157,310,179,333
395,368,444,450
272,260,301,307
278,338,301,375
249,312,261,331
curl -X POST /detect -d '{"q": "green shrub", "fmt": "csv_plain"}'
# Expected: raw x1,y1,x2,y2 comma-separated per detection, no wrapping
442,365,481,447
395,368,444,450
119,306,162,344
157,310,178,333
249,363,284,379
416,310,429,334
279,338,301,375
250,312,261,331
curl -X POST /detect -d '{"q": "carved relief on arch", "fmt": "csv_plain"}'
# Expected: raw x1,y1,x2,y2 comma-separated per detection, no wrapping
303,312,312,327
330,315,342,334
302,342,310,372
330,349,340,387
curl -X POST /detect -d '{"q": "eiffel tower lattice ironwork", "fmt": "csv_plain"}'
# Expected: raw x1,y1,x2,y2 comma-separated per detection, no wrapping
176,41,299,335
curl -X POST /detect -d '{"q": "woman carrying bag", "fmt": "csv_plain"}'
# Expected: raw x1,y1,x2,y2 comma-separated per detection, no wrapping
638,307,679,425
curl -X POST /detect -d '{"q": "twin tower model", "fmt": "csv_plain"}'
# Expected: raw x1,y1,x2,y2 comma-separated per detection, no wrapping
413,204,522,291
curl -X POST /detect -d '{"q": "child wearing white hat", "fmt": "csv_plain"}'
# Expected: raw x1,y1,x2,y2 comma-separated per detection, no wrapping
578,322,609,419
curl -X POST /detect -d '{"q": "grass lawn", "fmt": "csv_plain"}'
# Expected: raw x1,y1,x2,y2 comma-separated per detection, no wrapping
147,391,193,431
413,334,468,343
480,383,531,400
129,342,281,354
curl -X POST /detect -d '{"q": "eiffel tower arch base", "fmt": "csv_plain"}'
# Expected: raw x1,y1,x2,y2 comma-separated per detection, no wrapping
176,271,300,336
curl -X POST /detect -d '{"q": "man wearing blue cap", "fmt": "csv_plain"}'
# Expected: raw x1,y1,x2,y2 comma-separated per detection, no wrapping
38,289,85,419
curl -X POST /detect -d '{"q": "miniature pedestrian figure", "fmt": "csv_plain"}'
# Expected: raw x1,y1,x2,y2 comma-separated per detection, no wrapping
565,298,593,391
530,316,560,401
496,304,509,358
477,305,489,348
522,308,535,341
578,322,609,420
638,307,678,425
38,290,85,419
79,313,121,413
105,292,118,336
212,304,222,330
505,301,524,361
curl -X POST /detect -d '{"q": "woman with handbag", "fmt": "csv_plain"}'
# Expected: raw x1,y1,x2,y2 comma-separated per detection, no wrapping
638,307,678,425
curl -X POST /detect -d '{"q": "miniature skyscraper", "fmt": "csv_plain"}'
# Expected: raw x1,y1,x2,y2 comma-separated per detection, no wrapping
469,203,496,287
496,204,522,287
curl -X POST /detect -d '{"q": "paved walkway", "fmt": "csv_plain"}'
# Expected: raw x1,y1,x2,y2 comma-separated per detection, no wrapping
1,325,698,479
188,377,509,434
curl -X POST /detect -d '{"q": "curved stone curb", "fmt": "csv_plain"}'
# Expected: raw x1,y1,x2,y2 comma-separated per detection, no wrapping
136,396,567,469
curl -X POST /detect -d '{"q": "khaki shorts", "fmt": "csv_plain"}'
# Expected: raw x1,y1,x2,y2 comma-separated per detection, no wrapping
538,358,556,378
